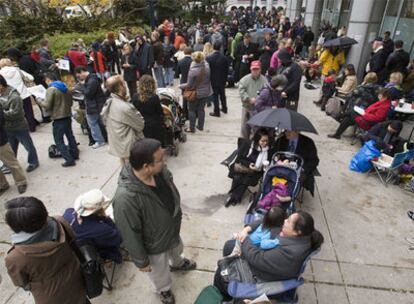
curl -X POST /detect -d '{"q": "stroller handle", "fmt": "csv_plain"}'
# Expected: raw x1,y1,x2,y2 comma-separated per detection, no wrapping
272,151,305,169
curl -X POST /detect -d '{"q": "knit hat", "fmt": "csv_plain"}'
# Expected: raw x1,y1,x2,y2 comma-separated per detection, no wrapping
277,49,292,65
74,189,111,217
272,176,287,186
270,74,288,90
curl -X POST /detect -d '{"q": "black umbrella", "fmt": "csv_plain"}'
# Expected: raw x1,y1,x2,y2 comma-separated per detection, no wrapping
247,108,318,134
323,36,358,48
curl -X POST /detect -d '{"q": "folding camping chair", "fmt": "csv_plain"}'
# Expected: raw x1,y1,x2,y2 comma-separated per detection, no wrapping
227,249,320,304
371,150,414,185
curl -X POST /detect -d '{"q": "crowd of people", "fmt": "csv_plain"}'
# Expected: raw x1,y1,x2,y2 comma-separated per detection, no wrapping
1,4,413,304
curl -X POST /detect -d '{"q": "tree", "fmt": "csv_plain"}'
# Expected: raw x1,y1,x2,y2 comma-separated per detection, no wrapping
47,0,112,16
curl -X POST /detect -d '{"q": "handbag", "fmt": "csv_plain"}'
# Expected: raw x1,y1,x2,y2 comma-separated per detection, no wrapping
183,66,205,102
233,163,252,174
217,256,255,284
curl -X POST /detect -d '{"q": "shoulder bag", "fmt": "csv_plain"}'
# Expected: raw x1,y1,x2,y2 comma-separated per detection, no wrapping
183,66,205,103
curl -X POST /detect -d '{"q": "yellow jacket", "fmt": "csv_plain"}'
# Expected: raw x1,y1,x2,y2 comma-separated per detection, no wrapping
318,49,345,76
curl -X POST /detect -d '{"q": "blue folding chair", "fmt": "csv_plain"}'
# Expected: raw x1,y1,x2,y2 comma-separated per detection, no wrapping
371,149,414,185
227,249,320,304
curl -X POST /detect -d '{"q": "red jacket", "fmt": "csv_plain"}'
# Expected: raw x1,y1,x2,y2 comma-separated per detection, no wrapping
66,50,87,68
355,99,391,130
90,51,106,73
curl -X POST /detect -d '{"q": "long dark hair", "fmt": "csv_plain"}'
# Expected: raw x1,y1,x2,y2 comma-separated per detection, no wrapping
294,211,324,250
263,207,287,229
252,128,270,150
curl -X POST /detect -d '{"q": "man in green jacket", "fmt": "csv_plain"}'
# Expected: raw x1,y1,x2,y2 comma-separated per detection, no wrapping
42,73,78,167
112,138,196,304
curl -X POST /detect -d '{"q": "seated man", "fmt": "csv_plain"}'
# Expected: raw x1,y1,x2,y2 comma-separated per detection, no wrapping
361,120,402,156
273,130,319,196
63,189,123,263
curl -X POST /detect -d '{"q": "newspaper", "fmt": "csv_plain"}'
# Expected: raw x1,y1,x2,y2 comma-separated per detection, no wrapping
27,85,46,100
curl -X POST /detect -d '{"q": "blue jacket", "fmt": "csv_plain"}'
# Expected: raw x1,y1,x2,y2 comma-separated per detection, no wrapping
63,208,123,263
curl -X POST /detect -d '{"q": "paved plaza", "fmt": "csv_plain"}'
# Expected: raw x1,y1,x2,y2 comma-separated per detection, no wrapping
1,83,413,304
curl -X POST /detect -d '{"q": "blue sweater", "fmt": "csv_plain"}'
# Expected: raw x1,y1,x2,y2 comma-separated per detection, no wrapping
63,208,123,263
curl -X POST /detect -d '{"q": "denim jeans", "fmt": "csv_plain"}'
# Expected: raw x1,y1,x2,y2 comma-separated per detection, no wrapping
7,129,39,166
188,97,207,131
53,117,78,163
86,113,105,144
153,66,165,88
163,67,174,86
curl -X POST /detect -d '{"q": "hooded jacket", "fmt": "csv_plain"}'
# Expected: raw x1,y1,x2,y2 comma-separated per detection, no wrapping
0,66,34,99
112,165,182,268
0,86,29,132
43,81,73,120
84,73,106,115
5,216,86,304
277,49,303,102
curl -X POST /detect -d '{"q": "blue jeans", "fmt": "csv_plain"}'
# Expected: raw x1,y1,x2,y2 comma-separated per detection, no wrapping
7,129,39,166
153,66,165,88
163,67,174,86
53,117,78,163
86,113,105,144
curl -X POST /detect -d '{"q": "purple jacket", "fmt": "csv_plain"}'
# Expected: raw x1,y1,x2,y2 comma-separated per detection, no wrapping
254,85,284,114
258,183,289,210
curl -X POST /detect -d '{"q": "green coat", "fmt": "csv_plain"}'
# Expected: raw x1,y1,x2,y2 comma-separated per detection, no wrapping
0,86,28,132
42,87,73,120
112,165,182,268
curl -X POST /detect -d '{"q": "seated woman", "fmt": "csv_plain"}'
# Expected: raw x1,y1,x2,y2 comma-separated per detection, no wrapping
132,75,165,144
214,211,324,301
335,64,357,98
63,189,123,263
361,120,402,156
328,88,392,139
343,72,381,112
385,72,404,101
254,75,288,113
226,129,273,207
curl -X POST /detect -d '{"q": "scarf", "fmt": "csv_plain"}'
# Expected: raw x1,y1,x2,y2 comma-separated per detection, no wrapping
247,144,269,170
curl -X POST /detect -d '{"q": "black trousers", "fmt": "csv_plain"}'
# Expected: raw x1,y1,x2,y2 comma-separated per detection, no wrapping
212,86,227,115
126,80,137,97
335,112,358,136
229,175,249,203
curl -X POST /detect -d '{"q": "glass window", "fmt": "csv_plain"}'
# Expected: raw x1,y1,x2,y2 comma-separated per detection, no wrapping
381,0,402,34
394,0,414,58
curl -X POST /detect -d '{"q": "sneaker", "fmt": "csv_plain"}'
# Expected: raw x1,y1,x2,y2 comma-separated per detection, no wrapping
1,165,11,174
170,258,196,272
160,290,175,304
26,164,39,172
62,161,76,167
92,142,106,149
17,184,27,194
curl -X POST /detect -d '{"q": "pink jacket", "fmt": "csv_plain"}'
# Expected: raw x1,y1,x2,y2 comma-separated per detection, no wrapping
270,50,282,70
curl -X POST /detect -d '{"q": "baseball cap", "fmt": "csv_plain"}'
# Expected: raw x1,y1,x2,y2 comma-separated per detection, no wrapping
250,60,261,70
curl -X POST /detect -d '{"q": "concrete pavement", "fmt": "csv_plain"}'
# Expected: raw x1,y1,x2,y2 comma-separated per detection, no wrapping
0,82,413,304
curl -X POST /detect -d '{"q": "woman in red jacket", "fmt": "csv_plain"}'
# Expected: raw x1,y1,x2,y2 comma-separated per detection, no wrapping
328,88,392,139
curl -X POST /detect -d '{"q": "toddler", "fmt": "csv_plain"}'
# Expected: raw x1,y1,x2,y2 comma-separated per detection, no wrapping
258,176,292,210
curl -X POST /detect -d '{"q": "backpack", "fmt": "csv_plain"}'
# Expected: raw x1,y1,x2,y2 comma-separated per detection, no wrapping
325,96,344,119
48,144,62,158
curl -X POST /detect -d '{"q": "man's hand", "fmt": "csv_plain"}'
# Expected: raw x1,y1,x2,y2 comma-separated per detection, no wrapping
249,97,256,105
139,265,152,272
122,63,130,68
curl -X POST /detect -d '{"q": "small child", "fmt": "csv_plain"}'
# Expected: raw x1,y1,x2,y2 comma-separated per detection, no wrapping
229,207,287,257
258,176,292,210
315,69,336,110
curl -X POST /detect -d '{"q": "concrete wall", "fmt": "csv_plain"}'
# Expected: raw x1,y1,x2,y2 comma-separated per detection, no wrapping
304,0,324,35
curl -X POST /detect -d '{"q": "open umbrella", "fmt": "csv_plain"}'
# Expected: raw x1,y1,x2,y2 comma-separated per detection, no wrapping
247,108,318,134
323,36,358,48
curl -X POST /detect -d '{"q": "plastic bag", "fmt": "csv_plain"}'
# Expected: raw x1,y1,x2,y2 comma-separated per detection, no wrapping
349,140,381,173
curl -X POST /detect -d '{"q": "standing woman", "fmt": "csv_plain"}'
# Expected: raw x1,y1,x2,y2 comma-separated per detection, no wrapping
121,43,138,97
0,58,38,132
180,51,212,133
132,75,165,144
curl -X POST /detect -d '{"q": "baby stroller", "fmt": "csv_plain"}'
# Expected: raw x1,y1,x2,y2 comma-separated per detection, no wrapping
156,88,187,156
244,152,304,225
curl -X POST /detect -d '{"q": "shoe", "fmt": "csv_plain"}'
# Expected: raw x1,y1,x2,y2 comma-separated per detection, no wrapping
313,100,322,106
221,108,228,114
26,164,39,172
92,142,106,149
184,127,195,133
209,112,220,117
88,141,95,146
196,126,203,131
62,161,76,167
1,165,11,174
160,290,175,304
225,196,234,208
17,184,27,194
327,134,340,139
170,258,197,272
0,184,10,194
408,211,414,221
42,117,52,123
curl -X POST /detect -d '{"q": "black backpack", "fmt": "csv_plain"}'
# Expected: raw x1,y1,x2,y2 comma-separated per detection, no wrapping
48,144,62,158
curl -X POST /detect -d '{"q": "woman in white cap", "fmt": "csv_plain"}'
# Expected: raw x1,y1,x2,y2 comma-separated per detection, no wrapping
62,189,123,263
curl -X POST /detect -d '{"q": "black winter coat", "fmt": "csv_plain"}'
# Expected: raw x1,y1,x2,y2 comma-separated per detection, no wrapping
369,49,388,82
386,49,410,76
136,43,154,74
175,56,192,84
0,105,8,147
274,134,319,195
84,74,106,115
278,62,303,102
162,44,175,68
206,51,229,89
121,53,138,82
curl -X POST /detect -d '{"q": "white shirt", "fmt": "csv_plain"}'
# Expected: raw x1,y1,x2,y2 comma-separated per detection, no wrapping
0,66,34,99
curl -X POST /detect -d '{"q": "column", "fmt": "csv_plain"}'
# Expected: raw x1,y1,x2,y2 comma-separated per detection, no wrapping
346,0,387,81
287,0,303,19
304,0,324,35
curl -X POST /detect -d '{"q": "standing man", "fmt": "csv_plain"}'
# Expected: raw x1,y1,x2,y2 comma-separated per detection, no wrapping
151,32,166,88
136,35,154,77
75,66,107,149
259,32,277,75
382,31,394,58
385,40,410,77
175,47,193,120
238,61,267,139
42,73,79,167
210,25,225,54
0,75,39,172
234,33,258,83
367,38,388,84
302,26,315,57
113,138,197,304
277,49,303,111
207,41,229,117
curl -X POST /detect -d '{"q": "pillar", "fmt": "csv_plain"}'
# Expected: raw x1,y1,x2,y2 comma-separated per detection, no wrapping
346,0,387,81
286,0,302,20
304,0,324,35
